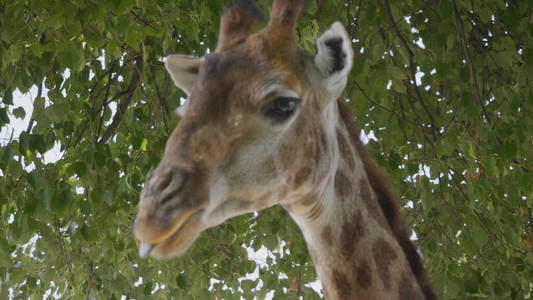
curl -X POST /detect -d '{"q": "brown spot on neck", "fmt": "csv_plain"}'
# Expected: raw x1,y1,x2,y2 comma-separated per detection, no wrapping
261,157,277,176
335,170,352,199
355,260,372,289
359,177,387,228
337,129,356,168
312,126,327,164
320,225,333,246
372,238,398,291
294,167,312,188
340,209,366,260
332,269,352,299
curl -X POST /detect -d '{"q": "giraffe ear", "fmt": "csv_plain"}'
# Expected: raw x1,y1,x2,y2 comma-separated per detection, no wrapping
165,55,204,96
314,22,354,99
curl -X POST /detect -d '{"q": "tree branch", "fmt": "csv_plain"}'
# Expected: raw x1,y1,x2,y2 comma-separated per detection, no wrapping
149,63,170,133
131,10,159,30
382,0,437,141
71,61,120,148
99,58,142,143
96,62,119,141
452,0,491,125
314,0,325,22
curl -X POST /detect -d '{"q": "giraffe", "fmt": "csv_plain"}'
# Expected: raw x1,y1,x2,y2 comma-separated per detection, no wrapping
133,0,436,299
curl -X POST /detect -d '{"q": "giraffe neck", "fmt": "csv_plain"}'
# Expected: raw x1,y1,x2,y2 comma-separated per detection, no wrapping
285,101,428,300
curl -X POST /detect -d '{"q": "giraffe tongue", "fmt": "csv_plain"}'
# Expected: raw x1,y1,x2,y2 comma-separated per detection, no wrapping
139,242,155,258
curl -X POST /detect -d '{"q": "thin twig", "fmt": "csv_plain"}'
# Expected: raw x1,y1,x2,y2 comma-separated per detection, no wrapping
451,0,491,125
314,0,325,22
96,62,119,141
25,81,42,133
130,10,159,30
99,57,143,143
382,0,438,141
72,61,120,148
149,63,170,133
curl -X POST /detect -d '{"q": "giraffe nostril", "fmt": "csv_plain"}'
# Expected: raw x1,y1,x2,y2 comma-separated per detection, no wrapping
145,166,187,204
153,168,173,191
155,167,187,205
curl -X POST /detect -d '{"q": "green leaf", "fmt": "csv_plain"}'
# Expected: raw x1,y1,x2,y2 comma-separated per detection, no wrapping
143,282,153,295
60,43,85,72
71,161,87,177
176,273,189,289
391,79,407,93
0,108,9,126
112,0,133,14
53,189,72,211
28,134,44,153
503,140,518,159
5,44,22,65
42,188,51,211
388,65,408,82
485,157,499,178
2,90,13,105
388,151,401,170
471,224,489,247
0,236,11,256
436,141,453,157
140,138,148,151
24,195,38,214
107,40,122,59
12,107,26,119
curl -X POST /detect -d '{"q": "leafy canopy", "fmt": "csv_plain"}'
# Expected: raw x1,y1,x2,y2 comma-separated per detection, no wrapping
0,0,532,298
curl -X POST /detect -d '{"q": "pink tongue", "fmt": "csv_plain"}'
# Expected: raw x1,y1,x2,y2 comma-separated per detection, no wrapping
139,242,154,258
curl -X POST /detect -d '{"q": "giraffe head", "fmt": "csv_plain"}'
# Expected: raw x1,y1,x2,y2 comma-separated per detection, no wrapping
133,0,354,258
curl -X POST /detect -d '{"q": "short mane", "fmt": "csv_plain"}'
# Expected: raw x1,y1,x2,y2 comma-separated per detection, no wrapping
337,100,437,299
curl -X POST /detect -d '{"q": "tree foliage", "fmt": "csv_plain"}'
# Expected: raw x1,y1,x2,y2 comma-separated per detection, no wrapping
0,0,531,298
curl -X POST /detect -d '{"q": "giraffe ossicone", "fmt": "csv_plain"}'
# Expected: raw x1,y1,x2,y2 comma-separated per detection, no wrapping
133,0,436,299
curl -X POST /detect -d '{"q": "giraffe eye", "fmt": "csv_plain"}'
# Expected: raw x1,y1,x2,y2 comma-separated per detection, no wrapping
263,96,301,122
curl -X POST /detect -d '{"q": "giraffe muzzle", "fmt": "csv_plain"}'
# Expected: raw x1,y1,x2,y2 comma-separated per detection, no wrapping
133,164,209,256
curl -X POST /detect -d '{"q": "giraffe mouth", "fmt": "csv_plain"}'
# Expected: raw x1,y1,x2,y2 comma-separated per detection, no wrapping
137,209,204,259
139,242,155,257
